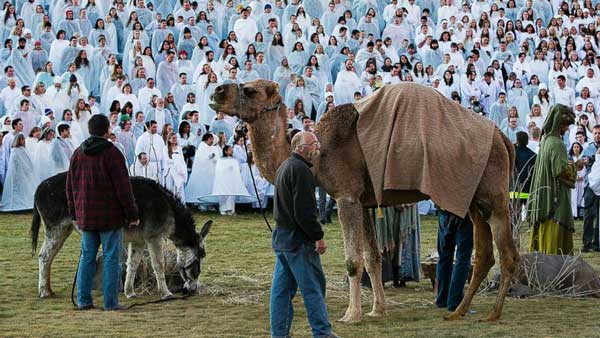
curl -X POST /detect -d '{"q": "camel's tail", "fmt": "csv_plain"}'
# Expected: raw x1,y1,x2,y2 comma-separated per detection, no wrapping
500,130,516,178
30,203,41,257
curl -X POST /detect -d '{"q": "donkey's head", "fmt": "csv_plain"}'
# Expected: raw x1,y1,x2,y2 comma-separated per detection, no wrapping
175,220,212,294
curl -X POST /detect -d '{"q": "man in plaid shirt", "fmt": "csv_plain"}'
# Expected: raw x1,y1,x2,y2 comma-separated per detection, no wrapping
67,114,139,311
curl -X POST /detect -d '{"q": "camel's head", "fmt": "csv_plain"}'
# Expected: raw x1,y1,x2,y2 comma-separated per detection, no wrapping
210,80,281,122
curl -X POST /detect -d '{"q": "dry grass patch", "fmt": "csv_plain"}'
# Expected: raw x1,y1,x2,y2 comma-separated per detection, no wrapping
1,211,599,338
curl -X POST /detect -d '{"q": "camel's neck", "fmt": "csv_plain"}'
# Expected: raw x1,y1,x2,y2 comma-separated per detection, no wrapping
248,103,290,183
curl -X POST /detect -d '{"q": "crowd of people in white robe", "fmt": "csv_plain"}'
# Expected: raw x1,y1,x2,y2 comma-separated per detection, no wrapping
0,0,599,214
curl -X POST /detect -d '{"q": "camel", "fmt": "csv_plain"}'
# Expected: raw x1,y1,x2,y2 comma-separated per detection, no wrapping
210,79,519,323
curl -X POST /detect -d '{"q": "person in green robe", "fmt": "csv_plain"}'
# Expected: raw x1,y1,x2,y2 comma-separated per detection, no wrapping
528,104,579,255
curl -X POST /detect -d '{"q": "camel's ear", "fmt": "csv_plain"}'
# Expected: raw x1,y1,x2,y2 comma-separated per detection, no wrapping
266,82,279,98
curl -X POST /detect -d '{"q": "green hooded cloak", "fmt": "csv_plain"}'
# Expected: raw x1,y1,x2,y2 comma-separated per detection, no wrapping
527,104,576,231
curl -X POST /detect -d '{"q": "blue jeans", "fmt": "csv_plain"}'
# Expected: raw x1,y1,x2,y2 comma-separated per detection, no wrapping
436,210,474,311
270,244,332,338
77,229,123,310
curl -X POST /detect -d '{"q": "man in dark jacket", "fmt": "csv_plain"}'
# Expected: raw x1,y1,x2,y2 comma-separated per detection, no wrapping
269,131,338,338
66,114,139,311
514,131,537,195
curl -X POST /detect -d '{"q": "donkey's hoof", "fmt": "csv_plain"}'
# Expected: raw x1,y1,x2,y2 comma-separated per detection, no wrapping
39,289,55,298
366,309,388,318
338,310,362,323
160,293,174,300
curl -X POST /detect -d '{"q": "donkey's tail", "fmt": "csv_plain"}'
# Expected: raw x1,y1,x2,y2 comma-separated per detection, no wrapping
30,203,41,257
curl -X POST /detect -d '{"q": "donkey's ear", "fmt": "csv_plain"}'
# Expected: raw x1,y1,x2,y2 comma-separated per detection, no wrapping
266,81,279,98
199,220,212,239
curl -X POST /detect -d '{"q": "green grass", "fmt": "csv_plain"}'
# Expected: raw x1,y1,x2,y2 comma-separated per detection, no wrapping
1,211,599,338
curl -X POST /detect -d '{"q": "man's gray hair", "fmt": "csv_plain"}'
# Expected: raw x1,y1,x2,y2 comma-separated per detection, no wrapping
291,131,309,152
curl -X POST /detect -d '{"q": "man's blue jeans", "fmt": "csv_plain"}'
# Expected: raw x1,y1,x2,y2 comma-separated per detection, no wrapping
77,229,122,310
270,244,332,338
436,210,474,312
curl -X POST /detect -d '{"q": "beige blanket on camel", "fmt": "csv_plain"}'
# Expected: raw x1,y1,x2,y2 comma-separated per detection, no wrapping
355,83,496,218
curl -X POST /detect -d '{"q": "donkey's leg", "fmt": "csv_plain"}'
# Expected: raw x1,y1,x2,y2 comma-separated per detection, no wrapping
124,242,145,298
484,207,519,322
38,221,73,298
147,238,173,299
446,207,495,321
362,207,387,317
337,198,365,323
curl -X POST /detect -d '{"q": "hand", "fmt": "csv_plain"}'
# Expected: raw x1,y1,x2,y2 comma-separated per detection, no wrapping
128,219,140,228
315,239,327,255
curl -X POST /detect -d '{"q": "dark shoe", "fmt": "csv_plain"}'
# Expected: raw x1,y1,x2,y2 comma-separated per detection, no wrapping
77,304,95,311
104,305,128,311
393,280,406,288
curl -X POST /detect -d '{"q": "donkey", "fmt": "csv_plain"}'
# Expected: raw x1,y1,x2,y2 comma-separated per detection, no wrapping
31,172,212,299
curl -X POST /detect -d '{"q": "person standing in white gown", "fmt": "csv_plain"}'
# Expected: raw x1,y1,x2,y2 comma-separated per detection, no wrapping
135,120,166,182
129,152,160,181
50,123,75,174
162,132,188,203
211,145,253,215
1,133,38,211
185,133,219,205
33,127,55,182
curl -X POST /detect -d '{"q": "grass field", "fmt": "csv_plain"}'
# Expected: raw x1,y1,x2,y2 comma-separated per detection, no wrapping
1,211,599,338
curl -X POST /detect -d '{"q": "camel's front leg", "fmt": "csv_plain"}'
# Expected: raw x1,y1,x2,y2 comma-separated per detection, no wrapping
362,207,387,317
336,198,365,323
124,242,145,298
147,238,173,299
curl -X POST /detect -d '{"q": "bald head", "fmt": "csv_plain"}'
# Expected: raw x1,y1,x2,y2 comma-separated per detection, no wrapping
291,131,320,163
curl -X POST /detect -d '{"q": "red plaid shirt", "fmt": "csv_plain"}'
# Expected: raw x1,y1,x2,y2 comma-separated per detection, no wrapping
66,142,138,231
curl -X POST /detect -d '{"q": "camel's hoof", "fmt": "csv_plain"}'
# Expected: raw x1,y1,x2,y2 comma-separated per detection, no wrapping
366,309,388,318
444,312,463,321
338,311,362,323
480,312,500,323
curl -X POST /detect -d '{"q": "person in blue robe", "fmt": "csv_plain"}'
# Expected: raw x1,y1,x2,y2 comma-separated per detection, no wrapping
58,37,80,74
0,133,38,212
7,38,35,88
57,9,79,40
287,42,308,75
30,42,48,73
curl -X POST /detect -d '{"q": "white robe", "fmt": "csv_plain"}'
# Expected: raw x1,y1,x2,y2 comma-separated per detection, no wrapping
135,132,166,164
209,156,255,213
185,141,219,204
129,162,160,182
32,139,54,182
334,69,362,105
1,146,38,212
163,148,188,203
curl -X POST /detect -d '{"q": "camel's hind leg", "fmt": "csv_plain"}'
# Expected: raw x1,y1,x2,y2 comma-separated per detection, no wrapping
362,207,387,317
484,206,519,322
445,207,494,320
38,220,74,298
337,198,365,323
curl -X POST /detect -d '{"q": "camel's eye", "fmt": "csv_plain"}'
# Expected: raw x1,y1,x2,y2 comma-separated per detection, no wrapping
243,86,257,97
